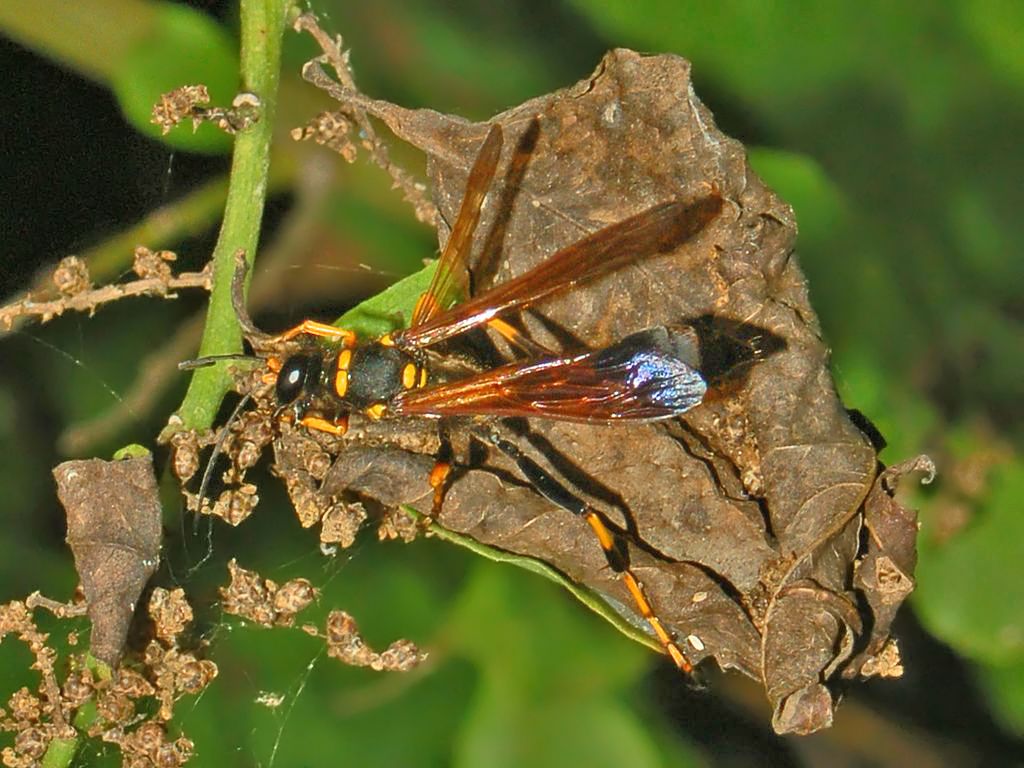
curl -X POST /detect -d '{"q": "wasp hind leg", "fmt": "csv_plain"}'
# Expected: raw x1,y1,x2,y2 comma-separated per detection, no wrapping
471,426,695,676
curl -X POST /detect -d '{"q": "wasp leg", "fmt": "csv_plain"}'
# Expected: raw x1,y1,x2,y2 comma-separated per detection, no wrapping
473,426,695,675
485,317,553,357
425,423,455,524
298,413,350,436
275,320,356,346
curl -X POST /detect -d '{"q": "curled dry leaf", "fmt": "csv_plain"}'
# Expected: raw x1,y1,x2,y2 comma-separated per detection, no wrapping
846,455,935,678
276,42,927,734
53,456,162,666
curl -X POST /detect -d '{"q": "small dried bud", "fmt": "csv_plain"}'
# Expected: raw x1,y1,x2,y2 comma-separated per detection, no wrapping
53,256,91,296
132,246,176,281
272,579,318,618
151,85,210,134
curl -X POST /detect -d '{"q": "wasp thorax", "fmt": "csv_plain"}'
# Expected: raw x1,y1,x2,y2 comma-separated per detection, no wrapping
275,354,322,405
341,343,419,409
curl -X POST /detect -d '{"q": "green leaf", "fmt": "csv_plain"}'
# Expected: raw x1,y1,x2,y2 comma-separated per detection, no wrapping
111,2,237,153
335,263,439,339
176,537,474,767
447,564,700,768
455,683,688,768
323,0,561,118
915,457,1024,666
446,563,651,695
409,509,663,658
957,0,1024,89
112,443,149,459
566,0,971,132
979,657,1024,735
829,346,940,463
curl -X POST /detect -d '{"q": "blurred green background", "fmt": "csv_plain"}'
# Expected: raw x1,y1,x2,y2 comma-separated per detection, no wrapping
1,1,1022,765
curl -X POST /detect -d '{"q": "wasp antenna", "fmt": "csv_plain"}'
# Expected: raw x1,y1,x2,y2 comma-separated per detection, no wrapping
230,249,276,348
178,353,255,371
192,391,255,530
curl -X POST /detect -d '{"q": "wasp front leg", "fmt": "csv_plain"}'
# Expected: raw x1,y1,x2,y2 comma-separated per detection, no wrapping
274,319,357,346
298,413,350,436
426,422,455,523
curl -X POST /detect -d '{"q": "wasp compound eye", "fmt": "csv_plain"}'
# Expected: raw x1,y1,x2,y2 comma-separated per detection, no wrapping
276,355,318,405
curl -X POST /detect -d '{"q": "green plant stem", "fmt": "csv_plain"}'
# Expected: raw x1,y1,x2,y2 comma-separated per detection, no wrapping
175,0,290,431
36,5,288,767
42,738,77,768
40,657,112,767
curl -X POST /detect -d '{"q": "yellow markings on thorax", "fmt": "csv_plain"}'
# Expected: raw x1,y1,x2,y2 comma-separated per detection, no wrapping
401,363,417,390
365,403,387,421
334,348,352,398
402,362,428,391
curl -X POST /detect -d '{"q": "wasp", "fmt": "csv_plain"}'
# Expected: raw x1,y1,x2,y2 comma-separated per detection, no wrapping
258,124,723,674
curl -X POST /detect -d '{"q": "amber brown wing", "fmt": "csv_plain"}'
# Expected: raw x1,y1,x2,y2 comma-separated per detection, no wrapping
409,124,504,329
391,326,706,423
395,192,722,350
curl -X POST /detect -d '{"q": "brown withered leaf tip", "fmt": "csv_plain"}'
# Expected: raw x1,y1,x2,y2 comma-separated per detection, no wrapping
273,45,931,733
53,456,161,667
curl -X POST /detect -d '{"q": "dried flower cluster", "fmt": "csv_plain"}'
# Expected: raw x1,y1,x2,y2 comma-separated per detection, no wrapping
220,561,425,673
0,587,217,767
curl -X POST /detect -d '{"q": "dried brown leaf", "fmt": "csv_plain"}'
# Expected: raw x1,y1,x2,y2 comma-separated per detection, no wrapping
286,38,924,734
53,456,162,666
847,455,935,678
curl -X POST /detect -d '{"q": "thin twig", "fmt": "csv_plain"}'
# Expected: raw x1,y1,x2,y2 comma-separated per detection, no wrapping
25,591,89,619
0,266,212,331
172,0,290,434
293,12,437,227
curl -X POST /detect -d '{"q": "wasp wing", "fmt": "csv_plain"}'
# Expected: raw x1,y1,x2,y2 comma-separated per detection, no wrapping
396,193,722,350
410,124,504,329
392,326,706,423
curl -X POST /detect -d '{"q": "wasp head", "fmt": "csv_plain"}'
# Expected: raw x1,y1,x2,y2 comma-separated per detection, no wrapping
273,354,322,417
